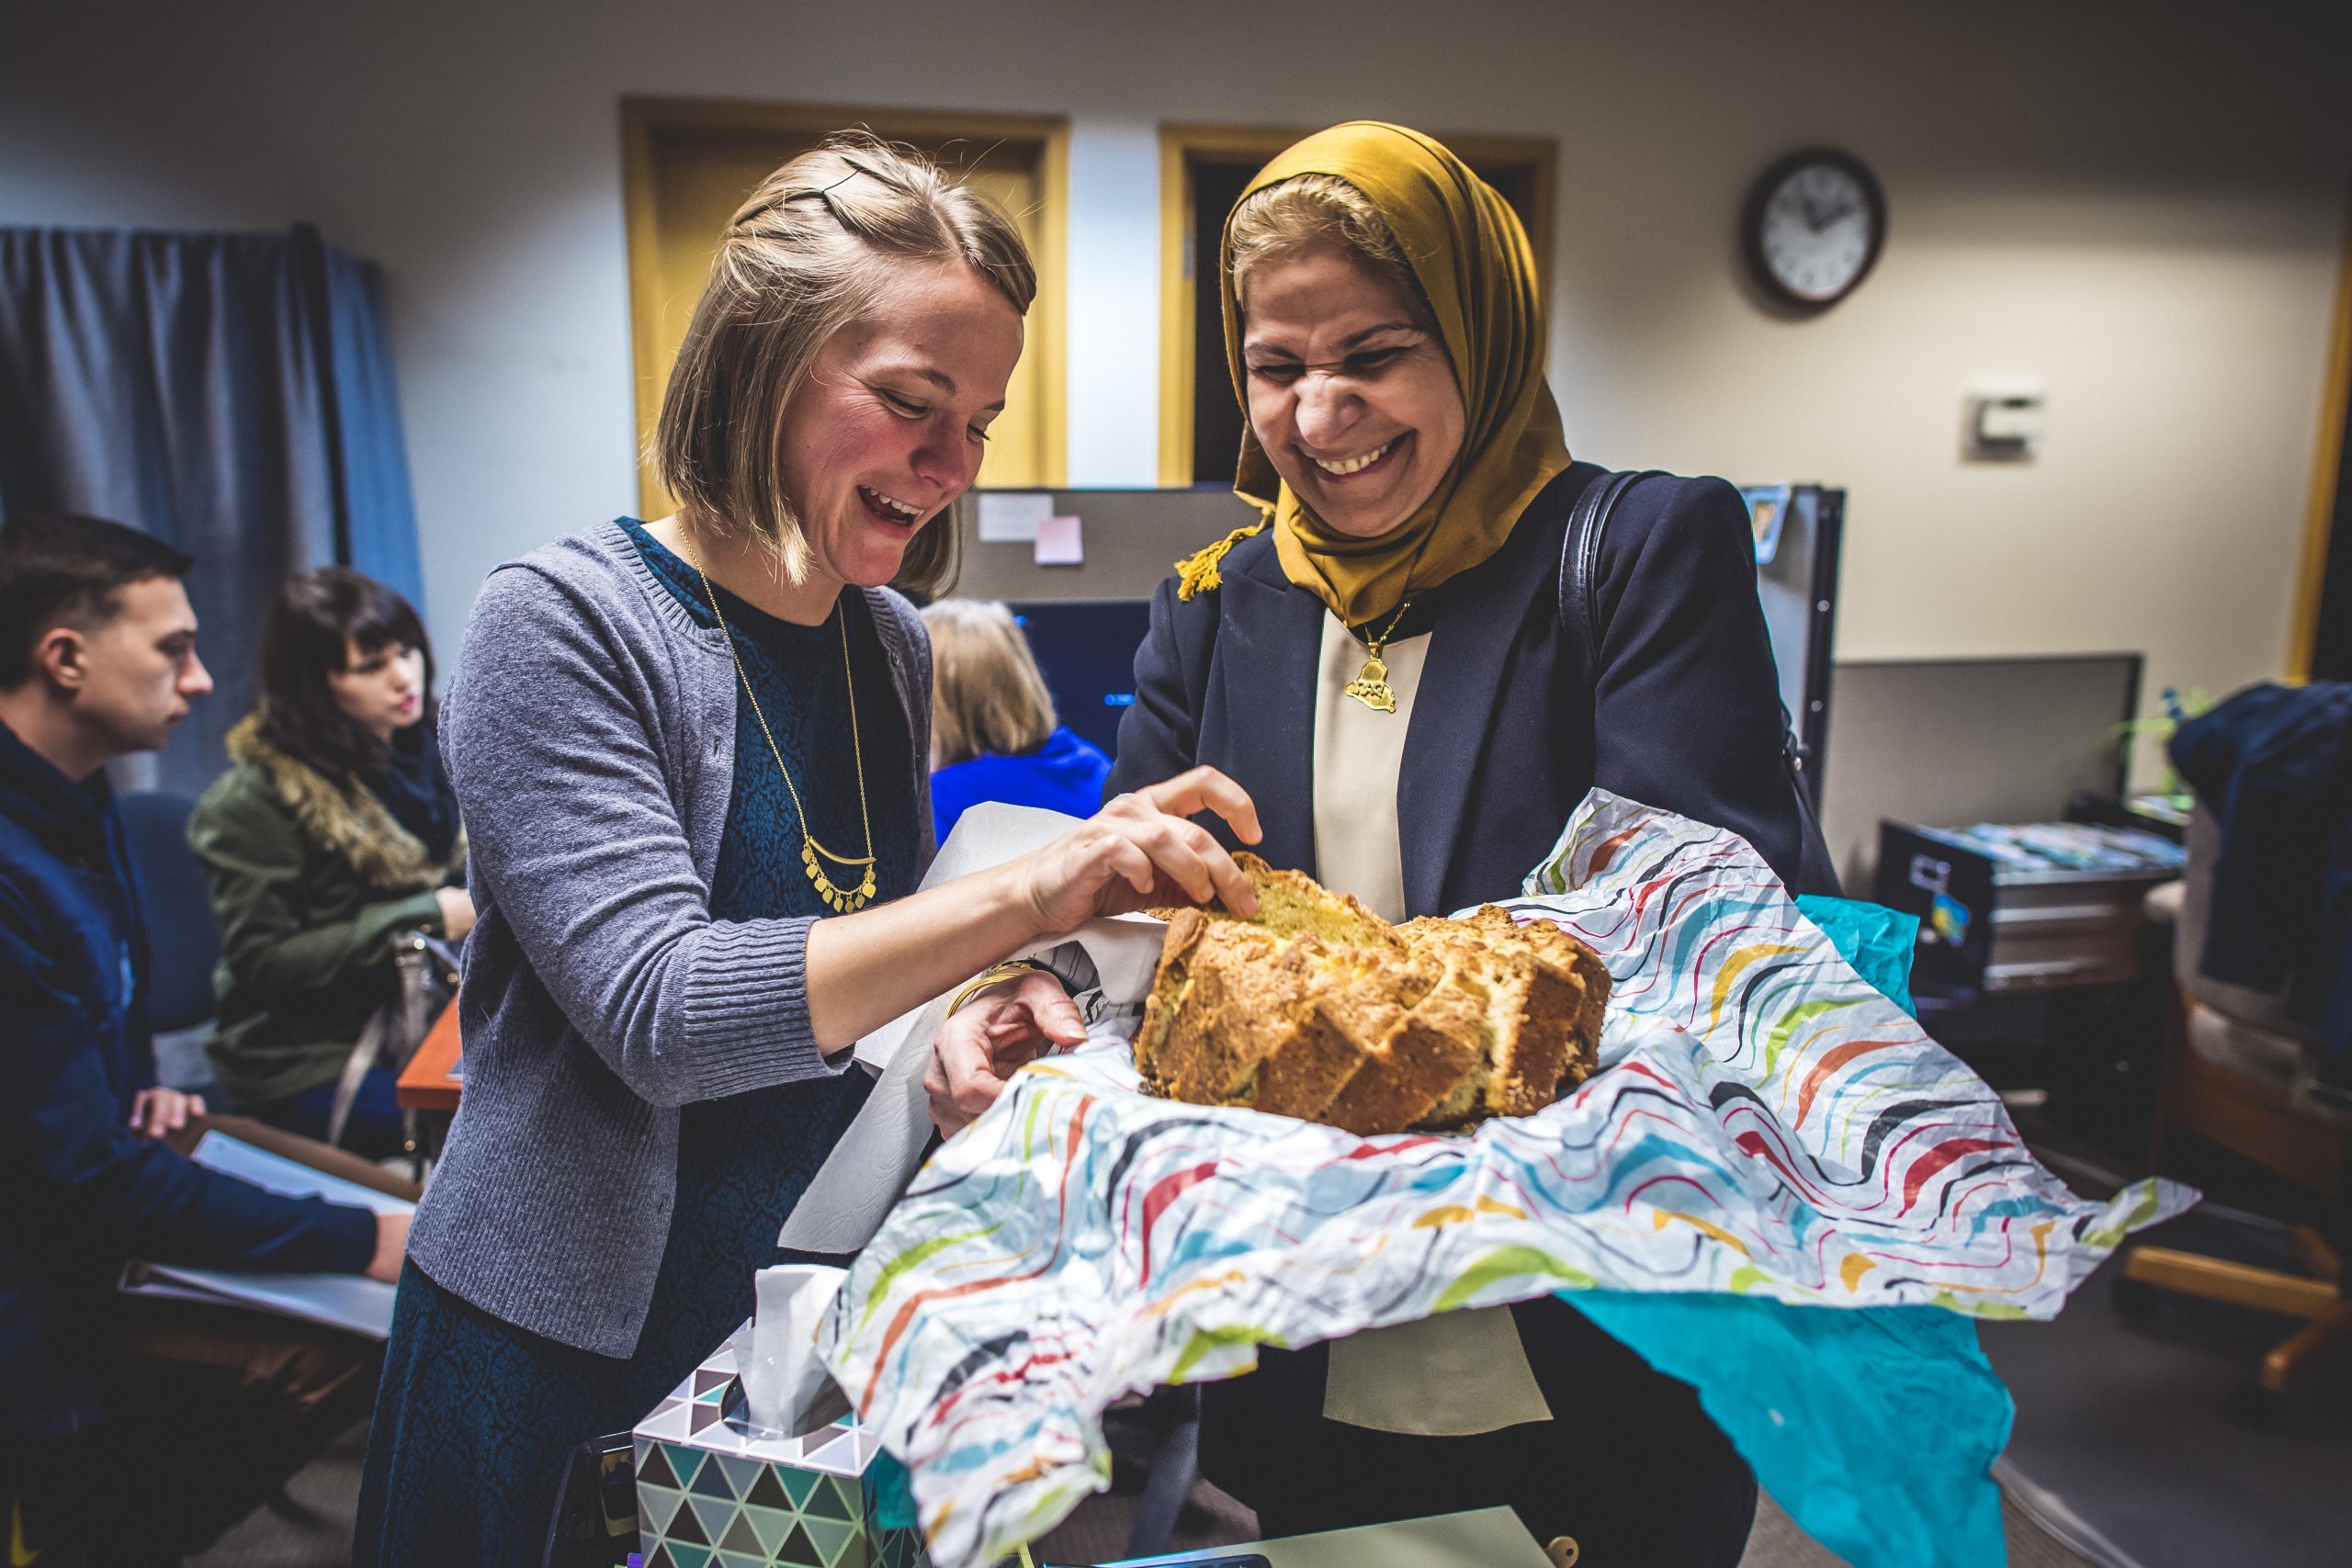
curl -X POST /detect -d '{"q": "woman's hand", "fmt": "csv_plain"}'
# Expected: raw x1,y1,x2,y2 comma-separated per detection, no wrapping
435,887,477,942
1008,767,1263,935
923,969,1088,1136
804,769,1260,1053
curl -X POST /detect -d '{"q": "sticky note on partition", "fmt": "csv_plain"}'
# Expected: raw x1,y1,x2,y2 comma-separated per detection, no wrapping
1034,514,1083,566
977,491,1053,543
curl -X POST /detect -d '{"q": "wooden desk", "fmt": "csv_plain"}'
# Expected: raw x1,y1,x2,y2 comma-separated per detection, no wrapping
398,995,463,1112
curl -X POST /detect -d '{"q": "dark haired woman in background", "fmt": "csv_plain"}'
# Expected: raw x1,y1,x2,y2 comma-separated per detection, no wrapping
188,569,471,1157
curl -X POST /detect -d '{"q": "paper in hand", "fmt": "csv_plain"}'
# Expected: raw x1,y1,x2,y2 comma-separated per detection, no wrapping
780,804,1168,1256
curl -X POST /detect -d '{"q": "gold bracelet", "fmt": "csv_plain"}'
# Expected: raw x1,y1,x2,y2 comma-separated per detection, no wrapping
947,960,1046,1017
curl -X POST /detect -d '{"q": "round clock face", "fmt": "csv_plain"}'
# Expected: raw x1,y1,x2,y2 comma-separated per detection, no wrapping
1746,150,1885,309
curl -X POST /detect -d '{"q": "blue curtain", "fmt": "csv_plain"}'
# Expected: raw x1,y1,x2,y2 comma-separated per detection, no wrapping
0,225,424,794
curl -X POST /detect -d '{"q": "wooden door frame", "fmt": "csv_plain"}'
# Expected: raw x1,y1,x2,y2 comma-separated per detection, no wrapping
620,95,1069,514
1156,122,1557,487
2289,187,2352,682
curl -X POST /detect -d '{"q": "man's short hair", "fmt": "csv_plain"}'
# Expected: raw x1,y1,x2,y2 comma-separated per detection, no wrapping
0,514,194,689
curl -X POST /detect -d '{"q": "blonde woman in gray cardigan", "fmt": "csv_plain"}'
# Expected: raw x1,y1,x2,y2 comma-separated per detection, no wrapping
355,136,1260,1568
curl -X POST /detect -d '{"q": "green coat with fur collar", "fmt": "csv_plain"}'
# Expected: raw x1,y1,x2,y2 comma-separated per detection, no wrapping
188,715,465,1111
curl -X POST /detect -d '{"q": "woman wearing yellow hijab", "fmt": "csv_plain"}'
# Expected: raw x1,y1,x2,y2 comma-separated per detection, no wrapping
929,123,1827,1562
1114,123,1826,1565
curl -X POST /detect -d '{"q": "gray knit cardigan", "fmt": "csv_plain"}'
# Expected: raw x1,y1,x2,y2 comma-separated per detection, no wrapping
407,520,935,1356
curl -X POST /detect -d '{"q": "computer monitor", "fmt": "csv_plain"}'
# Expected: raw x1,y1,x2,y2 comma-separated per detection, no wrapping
1818,652,2143,892
1006,599,1154,760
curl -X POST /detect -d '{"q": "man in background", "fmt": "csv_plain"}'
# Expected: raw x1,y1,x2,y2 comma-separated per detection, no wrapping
0,513,408,1564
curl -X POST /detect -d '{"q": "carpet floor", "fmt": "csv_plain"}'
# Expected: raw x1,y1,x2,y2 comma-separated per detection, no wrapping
1978,1203,2352,1568
194,1422,2099,1568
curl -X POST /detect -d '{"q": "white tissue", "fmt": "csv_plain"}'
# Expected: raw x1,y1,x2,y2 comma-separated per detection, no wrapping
731,1264,853,1438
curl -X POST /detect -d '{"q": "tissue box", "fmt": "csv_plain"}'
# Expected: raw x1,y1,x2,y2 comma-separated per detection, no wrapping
632,1337,929,1568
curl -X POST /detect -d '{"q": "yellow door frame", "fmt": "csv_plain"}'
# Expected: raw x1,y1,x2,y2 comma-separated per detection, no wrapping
2288,188,2352,682
1157,122,1556,488
620,96,1069,516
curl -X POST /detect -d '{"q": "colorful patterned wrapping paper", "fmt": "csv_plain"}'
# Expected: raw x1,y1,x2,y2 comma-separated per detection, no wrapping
820,793,2193,1568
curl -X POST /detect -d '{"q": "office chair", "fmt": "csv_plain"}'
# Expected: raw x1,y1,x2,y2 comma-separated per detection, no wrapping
2120,806,2349,1425
119,789,221,1036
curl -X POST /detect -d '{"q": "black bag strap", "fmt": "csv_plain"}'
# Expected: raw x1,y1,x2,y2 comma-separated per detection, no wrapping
1556,468,1840,894
1555,468,1657,684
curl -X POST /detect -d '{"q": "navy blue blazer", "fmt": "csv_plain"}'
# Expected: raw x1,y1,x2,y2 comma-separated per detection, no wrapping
1108,463,1826,915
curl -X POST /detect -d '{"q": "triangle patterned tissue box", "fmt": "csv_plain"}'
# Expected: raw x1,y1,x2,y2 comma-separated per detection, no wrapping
632,1334,927,1568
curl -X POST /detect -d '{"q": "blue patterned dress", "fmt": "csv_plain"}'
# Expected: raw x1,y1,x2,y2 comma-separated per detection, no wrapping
355,520,919,1567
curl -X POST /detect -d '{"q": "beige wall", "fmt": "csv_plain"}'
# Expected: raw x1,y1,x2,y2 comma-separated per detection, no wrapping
4,0,2346,788
1566,179,2344,779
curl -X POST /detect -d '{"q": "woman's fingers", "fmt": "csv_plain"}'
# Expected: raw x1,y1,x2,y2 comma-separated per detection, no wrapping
1107,778,1257,916
1103,835,1160,900
1186,820,1260,915
1126,818,1218,906
927,1017,1008,1132
1021,768,1264,931
1133,766,1262,846
920,1050,967,1136
922,1033,960,1114
1013,970,1089,1045
925,972,1090,1139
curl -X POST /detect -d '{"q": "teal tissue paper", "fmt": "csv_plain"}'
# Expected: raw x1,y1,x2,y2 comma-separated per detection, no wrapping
1573,1292,2012,1568
1570,895,2009,1568
1796,894,1920,1016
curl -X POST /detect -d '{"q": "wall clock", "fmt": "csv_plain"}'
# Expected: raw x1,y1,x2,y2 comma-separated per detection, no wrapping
1743,147,1886,310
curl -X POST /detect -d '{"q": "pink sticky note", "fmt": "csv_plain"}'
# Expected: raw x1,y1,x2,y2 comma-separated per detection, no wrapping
1034,513,1083,566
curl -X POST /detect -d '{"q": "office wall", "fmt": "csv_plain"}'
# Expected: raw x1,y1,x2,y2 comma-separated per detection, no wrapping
5,0,2346,784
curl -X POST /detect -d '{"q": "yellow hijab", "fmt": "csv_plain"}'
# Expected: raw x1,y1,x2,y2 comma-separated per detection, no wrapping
1178,121,1571,627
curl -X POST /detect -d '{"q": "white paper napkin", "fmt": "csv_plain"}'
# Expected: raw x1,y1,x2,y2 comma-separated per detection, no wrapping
729,1263,853,1438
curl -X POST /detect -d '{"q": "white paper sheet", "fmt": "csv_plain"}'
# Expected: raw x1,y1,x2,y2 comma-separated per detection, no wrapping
976,491,1054,543
118,1133,410,1337
188,1130,414,1216
120,1261,400,1338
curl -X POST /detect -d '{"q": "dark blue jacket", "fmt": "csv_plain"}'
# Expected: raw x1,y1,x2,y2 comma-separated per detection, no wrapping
1109,464,1828,915
932,726,1114,843
0,718,377,1436
2170,681,2352,1097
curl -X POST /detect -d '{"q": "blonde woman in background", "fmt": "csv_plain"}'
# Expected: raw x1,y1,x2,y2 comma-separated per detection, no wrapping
922,597,1112,840
353,135,1258,1568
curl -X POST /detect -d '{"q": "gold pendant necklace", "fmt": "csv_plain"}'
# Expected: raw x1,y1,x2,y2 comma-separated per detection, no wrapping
691,557,877,913
1342,598,1414,714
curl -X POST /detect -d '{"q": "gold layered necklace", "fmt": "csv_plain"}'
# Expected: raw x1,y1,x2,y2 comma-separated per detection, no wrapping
690,556,877,913
1341,598,1415,714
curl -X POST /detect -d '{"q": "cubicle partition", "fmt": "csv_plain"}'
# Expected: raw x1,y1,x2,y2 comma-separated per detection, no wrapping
943,489,1253,761
947,488,1257,604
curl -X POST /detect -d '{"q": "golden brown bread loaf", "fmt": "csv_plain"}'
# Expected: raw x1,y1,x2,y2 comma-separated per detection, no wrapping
1136,854,1608,1133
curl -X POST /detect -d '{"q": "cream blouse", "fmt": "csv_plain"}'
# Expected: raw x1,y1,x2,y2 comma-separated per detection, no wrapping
1308,612,1554,1437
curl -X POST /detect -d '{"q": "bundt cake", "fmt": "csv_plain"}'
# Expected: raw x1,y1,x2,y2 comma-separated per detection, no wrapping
1136,855,1608,1134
